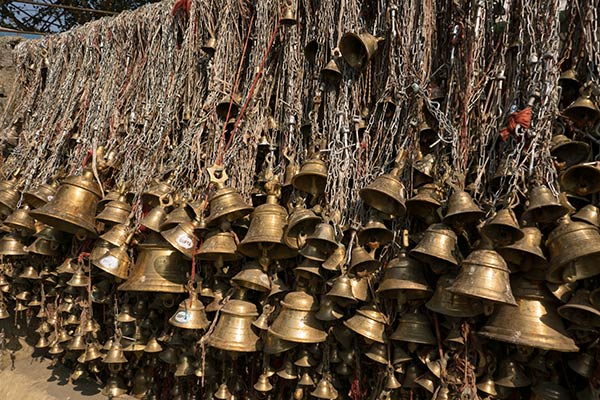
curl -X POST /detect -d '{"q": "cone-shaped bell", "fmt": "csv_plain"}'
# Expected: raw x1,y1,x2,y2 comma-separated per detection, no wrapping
232,262,270,292
494,359,531,388
19,265,40,280
562,93,600,125
67,268,89,287
498,226,546,273
238,193,295,260
48,342,64,355
522,185,568,223
326,275,357,306
426,274,483,317
286,206,320,239
25,237,60,256
96,196,131,226
78,342,102,363
360,171,406,218
560,161,600,196
292,156,328,197
99,224,130,247
169,296,210,330
557,289,600,326
35,335,49,349
443,190,484,227
206,170,253,226
480,208,524,246
320,59,342,85
144,337,163,353
23,182,58,209
343,305,386,343
0,233,28,255
161,201,194,231
92,240,131,279
572,204,600,227
214,383,232,400
299,243,328,262
298,371,315,386
4,204,36,234
479,277,578,352
197,231,240,265
103,343,128,364
449,249,517,305
410,223,458,272
391,312,436,345
30,168,101,238
476,376,497,396
377,251,432,300
269,291,327,343
568,352,596,378
141,178,173,207
102,375,127,397
406,184,443,223
254,374,273,392
311,378,338,399
546,217,600,283
140,206,167,233
0,303,9,320
119,233,189,293
208,299,260,352
349,246,381,274
305,223,338,255
357,218,393,247
161,219,199,259
339,32,382,68
365,342,389,365
550,135,590,168
315,297,344,321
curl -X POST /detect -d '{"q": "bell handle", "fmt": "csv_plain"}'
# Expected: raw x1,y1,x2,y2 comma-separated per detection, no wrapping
159,193,174,208
207,165,228,186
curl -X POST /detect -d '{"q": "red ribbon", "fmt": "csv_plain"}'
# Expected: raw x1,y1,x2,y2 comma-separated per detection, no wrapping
499,107,532,141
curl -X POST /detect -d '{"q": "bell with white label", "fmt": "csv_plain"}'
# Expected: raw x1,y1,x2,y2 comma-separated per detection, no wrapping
92,232,134,279
161,218,199,259
169,295,210,330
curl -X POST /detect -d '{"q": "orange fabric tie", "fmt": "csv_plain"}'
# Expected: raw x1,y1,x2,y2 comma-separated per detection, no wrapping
499,106,532,141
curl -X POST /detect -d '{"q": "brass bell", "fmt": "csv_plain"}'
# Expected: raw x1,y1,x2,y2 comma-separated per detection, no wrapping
92,233,133,279
449,249,517,305
232,262,270,292
476,376,497,397
254,373,273,392
377,251,432,300
19,265,40,280
144,337,163,353
320,59,342,85
426,274,483,318
522,185,567,223
494,359,531,388
413,152,436,187
572,204,600,227
480,208,524,246
357,218,393,247
568,351,596,378
35,334,49,349
214,383,233,399
161,218,199,259
23,181,58,209
119,233,189,293
102,375,127,397
48,342,64,355
269,291,327,343
343,305,386,343
311,377,338,399
562,86,600,125
305,223,338,255
131,367,151,398
558,68,580,106
205,167,253,226
174,354,194,377
0,303,9,319
116,304,136,323
531,382,571,400
550,134,590,168
78,342,103,363
67,267,89,287
390,312,436,345
339,32,383,68
322,244,346,272
96,196,131,226
360,166,406,218
478,277,578,352
140,206,168,233
560,161,600,196
286,205,320,239
161,199,194,231
198,231,241,267
443,190,484,227
402,364,421,389
326,275,357,306
25,237,61,256
0,233,28,256
103,342,128,364
292,155,328,197
365,342,389,365
315,297,343,321
0,178,21,216
349,246,381,275
4,204,36,234
498,226,546,274
405,184,443,224
159,346,179,364
410,223,459,272
295,259,322,280
299,242,328,262
208,299,260,352
99,224,130,247
30,167,101,238
142,177,173,207
298,371,315,386
70,363,87,381
557,289,600,326
264,333,297,355
415,372,437,393
169,296,210,330
545,217,600,282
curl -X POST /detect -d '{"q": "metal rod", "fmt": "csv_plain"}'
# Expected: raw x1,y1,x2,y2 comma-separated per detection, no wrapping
11,0,118,16
0,26,46,35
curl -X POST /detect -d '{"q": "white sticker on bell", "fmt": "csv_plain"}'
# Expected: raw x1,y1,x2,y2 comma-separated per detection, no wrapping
175,311,191,324
100,255,118,269
47,195,54,201
176,235,193,249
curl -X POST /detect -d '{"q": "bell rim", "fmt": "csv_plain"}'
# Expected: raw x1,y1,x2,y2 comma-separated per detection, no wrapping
30,208,98,238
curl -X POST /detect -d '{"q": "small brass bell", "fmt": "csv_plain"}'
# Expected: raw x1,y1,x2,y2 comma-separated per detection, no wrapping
410,223,458,272
315,297,344,321
339,32,383,68
357,218,393,247
232,262,271,292
522,185,567,223
0,233,28,256
449,249,517,306
360,165,406,218
545,217,600,282
78,342,103,363
67,267,89,287
254,374,273,392
298,371,315,386
478,277,578,352
320,59,342,85
30,167,101,238
415,372,437,393
277,359,297,380
476,376,497,397
558,68,580,106
4,204,36,234
161,198,194,230
70,363,87,381
426,274,483,318
116,304,136,323
0,304,9,319
390,312,436,345
568,352,596,378
35,334,49,349
25,237,60,256
96,196,131,226
349,246,381,275
169,296,210,330
197,231,241,267
562,85,600,125
159,346,179,364
48,342,64,355
208,299,260,352
550,134,590,168
572,204,600,227
92,233,133,279
494,359,531,388
292,154,328,197
161,218,199,259
560,161,600,196
311,377,338,399
498,226,546,273
377,251,432,300
19,265,40,280
102,375,128,397
144,337,163,353
406,184,443,224
286,205,320,239
531,382,571,400
557,289,600,326
365,342,389,365
343,305,387,343
295,348,317,367
99,224,130,247
102,342,128,364
174,354,194,377
205,166,253,226
480,208,524,246
299,243,328,262
23,181,58,209
305,223,338,255
140,206,168,233
269,291,327,343
326,275,357,306
443,190,484,227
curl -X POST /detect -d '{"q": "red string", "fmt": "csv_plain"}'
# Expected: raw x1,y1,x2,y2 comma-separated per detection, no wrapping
81,149,93,168
171,0,191,17
499,107,532,141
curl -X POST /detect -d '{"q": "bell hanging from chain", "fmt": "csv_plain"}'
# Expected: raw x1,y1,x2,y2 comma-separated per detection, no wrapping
232,262,271,292
522,185,567,223
305,222,338,255
390,312,436,345
0,177,21,217
326,275,357,306
0,233,28,256
376,251,432,300
30,166,101,238
140,205,168,233
103,342,128,364
562,84,600,125
169,295,210,330
285,201,320,240
311,377,338,399
197,231,241,269
343,304,387,343
96,194,131,226
410,223,458,273
161,194,194,230
426,274,483,318
315,297,343,321
254,373,273,392
119,233,189,293
480,208,524,246
550,134,590,169
92,232,134,279
161,217,200,259
268,291,327,344
339,32,383,69
4,204,36,235
349,245,381,275
406,183,443,224
545,216,600,283
320,59,342,85
99,224,130,247
498,226,546,274
478,277,578,352
292,146,328,197
360,154,406,218
205,166,253,227
23,181,58,209
572,204,600,227
443,190,484,227
208,299,260,352
357,213,393,247
560,161,600,196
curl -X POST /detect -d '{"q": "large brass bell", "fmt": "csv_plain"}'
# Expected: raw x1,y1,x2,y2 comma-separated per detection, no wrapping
96,195,131,226
23,181,58,209
206,167,253,226
376,251,432,300
198,231,241,268
360,164,406,218
545,216,600,282
449,249,517,306
443,190,484,227
410,223,458,272
426,274,483,318
292,154,328,197
572,204,600,227
406,184,443,224
560,161,600,196
269,291,327,343
478,277,578,352
550,134,590,169
30,167,101,238
169,295,210,330
343,305,386,343
119,233,189,293
390,312,436,345
320,59,342,85
208,299,260,352
522,185,567,223
480,208,524,246
339,32,383,68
